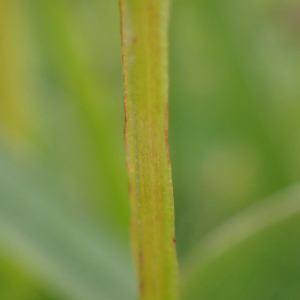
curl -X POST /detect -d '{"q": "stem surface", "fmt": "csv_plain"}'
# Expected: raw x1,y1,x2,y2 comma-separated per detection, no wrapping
119,1,178,299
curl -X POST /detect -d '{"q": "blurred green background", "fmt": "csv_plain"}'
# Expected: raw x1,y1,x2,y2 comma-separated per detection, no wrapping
1,0,300,299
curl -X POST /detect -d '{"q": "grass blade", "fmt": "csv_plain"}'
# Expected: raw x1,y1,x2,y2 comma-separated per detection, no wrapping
31,0,129,233
0,153,135,300
181,184,300,299
119,1,179,299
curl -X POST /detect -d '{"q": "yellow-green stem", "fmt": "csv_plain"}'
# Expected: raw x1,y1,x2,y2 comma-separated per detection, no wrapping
119,1,178,299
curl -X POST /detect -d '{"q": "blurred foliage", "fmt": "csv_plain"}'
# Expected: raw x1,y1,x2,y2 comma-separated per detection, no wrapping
1,0,300,299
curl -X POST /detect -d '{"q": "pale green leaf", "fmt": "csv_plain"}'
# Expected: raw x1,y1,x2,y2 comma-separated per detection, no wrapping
0,153,135,300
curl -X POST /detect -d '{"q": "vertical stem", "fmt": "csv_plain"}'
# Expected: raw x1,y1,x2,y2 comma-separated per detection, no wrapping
119,1,178,299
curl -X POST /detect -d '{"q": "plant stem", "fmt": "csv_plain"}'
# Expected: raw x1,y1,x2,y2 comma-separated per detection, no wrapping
119,0,179,299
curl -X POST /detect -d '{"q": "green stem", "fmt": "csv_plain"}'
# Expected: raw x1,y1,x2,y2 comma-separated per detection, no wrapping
119,1,179,299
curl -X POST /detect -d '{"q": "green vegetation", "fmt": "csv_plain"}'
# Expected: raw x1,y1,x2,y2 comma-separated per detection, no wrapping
1,0,300,299
119,1,178,299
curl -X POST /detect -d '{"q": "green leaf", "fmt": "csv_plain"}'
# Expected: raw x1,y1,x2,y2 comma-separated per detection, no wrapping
181,184,300,300
119,0,179,299
30,0,129,233
0,153,135,300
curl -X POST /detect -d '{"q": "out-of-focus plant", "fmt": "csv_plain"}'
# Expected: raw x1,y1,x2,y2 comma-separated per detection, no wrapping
1,0,300,300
